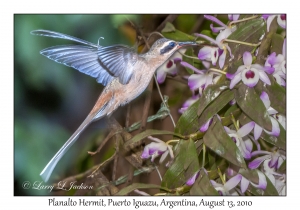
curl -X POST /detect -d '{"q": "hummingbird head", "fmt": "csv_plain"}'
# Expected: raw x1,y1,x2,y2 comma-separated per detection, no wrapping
145,38,197,65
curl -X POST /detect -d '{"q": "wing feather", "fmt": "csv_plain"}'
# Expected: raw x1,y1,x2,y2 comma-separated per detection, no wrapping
40,45,114,86
98,45,138,84
32,30,139,86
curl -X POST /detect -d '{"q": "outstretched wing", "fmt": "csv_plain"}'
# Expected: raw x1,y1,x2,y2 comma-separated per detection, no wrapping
40,45,114,86
98,45,138,85
31,29,139,86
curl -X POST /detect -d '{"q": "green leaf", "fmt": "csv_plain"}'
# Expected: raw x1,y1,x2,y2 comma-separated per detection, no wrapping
227,18,266,74
239,168,259,185
162,26,195,42
264,175,279,195
197,83,229,116
277,160,286,174
255,79,286,116
161,22,176,33
270,33,284,55
123,129,184,149
182,48,201,74
260,123,286,150
256,16,278,65
224,104,239,117
221,108,242,126
207,158,228,180
161,139,200,189
190,169,219,195
248,174,278,195
199,90,234,127
203,116,247,168
115,183,170,195
175,99,200,136
235,84,272,131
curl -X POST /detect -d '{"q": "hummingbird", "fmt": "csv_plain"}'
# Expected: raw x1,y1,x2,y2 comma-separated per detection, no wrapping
31,29,196,182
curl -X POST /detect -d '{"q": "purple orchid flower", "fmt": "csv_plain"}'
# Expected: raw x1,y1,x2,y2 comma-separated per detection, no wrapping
224,121,255,159
239,171,267,194
186,170,201,186
248,150,285,170
211,174,242,195
253,92,280,140
156,53,182,84
228,14,240,21
204,15,238,34
196,28,233,69
141,136,174,164
226,51,274,89
181,61,220,96
265,39,286,86
263,14,286,32
179,94,199,114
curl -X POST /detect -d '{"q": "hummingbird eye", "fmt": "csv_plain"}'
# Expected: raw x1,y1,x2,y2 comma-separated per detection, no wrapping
169,42,176,47
160,41,176,54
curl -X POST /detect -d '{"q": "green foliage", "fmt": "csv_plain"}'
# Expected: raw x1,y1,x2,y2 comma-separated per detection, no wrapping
17,15,285,196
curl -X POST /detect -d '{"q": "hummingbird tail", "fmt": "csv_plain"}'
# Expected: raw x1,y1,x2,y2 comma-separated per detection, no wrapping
40,115,94,182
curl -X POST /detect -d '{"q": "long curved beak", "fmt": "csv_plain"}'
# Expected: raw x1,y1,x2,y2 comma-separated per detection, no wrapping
178,41,198,47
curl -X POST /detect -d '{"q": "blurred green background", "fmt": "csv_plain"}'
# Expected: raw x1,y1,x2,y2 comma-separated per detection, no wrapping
14,14,210,195
14,14,142,195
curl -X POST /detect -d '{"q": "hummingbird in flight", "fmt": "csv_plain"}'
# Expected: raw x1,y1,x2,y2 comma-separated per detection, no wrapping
31,29,196,182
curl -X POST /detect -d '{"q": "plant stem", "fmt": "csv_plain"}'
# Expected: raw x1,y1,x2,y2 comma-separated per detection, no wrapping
228,15,259,27
224,39,261,47
209,68,227,74
154,75,176,127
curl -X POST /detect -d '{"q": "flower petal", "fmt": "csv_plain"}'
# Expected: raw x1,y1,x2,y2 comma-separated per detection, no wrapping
224,174,242,191
254,123,263,140
204,15,227,27
167,145,174,159
251,170,267,190
159,150,169,163
260,91,270,108
229,72,242,89
266,15,276,32
262,14,270,19
274,74,286,87
264,66,275,74
200,117,212,132
265,52,277,66
248,155,270,169
156,68,167,84
198,46,212,60
202,61,211,69
226,73,235,80
243,51,253,66
238,121,255,137
181,61,204,74
277,15,286,29
241,177,250,193
265,117,280,137
210,24,224,33
219,49,226,69
228,14,240,21
194,33,218,45
244,139,253,152
258,71,271,85
186,170,200,186
188,74,205,90
216,28,232,44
